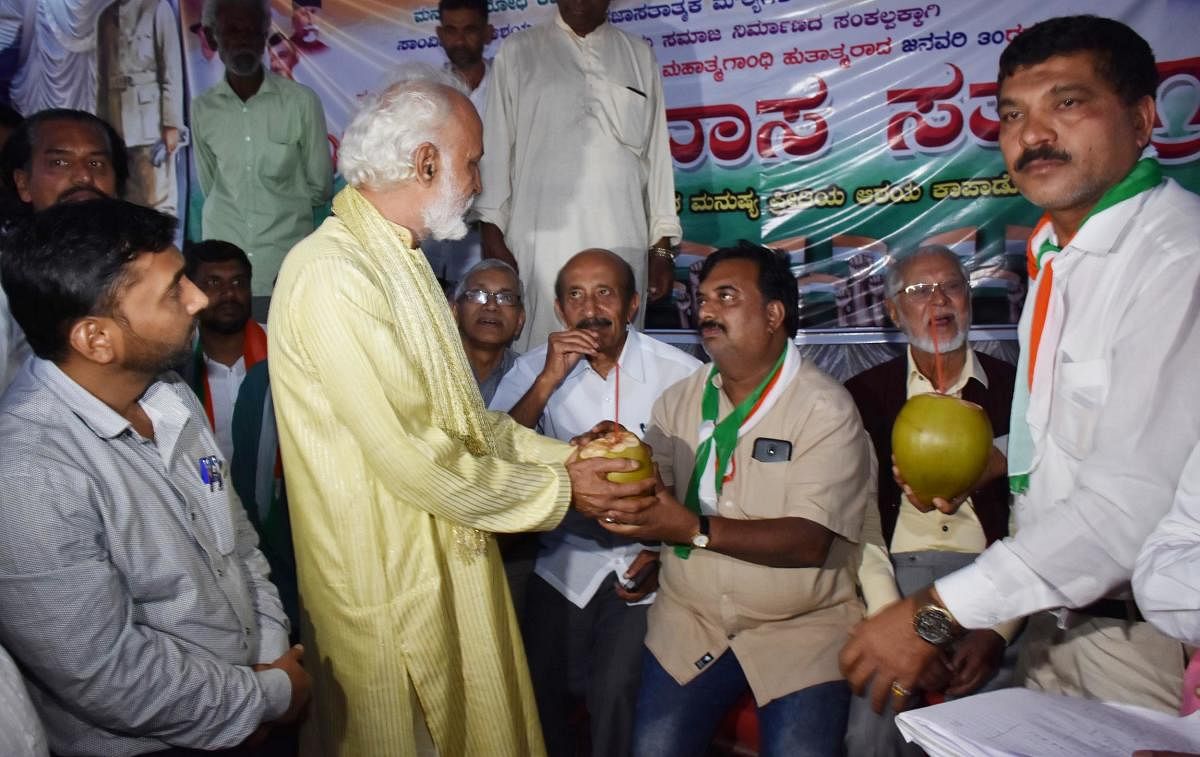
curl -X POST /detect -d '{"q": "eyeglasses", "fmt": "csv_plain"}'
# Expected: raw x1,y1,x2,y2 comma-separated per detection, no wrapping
898,279,968,302
459,288,521,307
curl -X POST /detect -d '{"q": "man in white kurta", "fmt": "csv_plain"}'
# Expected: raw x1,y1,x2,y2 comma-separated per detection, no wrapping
474,0,681,351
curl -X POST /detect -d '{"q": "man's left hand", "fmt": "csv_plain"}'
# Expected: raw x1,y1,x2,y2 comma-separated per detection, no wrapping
614,549,660,602
647,249,674,303
944,629,1004,697
840,594,943,713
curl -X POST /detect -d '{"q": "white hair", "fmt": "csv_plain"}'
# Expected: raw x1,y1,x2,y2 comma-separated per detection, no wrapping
453,259,525,301
884,245,970,299
201,0,271,33
338,64,472,191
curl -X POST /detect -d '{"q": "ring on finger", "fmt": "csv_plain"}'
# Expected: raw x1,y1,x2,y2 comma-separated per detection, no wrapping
890,681,912,698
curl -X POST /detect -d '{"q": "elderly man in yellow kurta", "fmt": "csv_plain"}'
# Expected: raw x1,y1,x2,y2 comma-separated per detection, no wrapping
267,66,656,756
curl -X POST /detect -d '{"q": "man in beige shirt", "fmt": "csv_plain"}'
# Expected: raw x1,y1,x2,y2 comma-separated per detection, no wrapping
845,246,1019,756
597,242,873,755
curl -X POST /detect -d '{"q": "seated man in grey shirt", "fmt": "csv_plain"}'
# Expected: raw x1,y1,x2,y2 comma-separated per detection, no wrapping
0,198,309,755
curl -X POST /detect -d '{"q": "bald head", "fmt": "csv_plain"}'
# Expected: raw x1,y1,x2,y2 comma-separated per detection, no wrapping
555,248,637,305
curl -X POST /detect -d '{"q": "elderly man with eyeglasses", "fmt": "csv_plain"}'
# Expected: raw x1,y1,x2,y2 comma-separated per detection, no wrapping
452,258,527,405
842,245,1019,756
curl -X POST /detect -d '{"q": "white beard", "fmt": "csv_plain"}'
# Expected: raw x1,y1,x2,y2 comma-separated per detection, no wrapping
223,48,263,78
423,172,471,241
898,312,968,353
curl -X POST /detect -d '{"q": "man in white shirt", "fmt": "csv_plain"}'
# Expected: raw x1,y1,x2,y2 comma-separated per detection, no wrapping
182,240,265,464
841,15,1200,716
474,0,681,351
422,0,494,289
490,248,700,756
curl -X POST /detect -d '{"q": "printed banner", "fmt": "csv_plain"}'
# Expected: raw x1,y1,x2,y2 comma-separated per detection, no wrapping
2,1,1197,330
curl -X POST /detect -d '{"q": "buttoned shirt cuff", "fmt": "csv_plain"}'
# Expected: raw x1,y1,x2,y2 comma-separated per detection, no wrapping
255,668,292,722
256,620,291,664
990,618,1022,644
935,540,1066,629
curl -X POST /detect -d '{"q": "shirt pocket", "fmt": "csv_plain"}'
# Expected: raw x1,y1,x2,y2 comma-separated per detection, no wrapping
262,114,301,184
1049,357,1108,460
592,80,650,154
726,456,789,519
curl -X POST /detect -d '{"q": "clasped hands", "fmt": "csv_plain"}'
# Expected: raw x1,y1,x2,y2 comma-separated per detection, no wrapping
565,421,697,545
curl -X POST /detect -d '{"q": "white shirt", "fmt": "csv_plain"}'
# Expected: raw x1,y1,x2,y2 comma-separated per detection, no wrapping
937,178,1200,629
1133,442,1200,646
490,328,701,607
474,13,681,351
205,354,245,462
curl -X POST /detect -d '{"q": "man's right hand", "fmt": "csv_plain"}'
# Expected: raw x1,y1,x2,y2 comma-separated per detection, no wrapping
539,329,600,386
267,644,311,724
566,455,657,521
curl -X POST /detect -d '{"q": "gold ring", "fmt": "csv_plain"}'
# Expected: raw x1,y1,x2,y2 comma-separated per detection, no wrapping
603,517,616,524
890,681,912,698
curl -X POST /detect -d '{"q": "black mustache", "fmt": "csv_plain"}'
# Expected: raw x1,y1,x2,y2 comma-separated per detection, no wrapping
1015,146,1071,172
698,320,725,333
576,318,613,330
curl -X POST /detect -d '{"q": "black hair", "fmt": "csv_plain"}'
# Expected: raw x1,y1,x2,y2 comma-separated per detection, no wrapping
0,198,176,361
0,109,129,199
554,249,638,306
438,0,488,23
998,15,1158,105
184,239,253,281
698,240,800,337
0,103,22,131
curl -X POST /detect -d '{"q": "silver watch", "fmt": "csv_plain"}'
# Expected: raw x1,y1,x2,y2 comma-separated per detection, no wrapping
913,604,955,646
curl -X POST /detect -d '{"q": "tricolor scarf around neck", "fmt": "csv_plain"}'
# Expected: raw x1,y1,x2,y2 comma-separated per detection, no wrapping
191,320,269,430
677,344,798,558
332,185,497,559
1008,157,1163,493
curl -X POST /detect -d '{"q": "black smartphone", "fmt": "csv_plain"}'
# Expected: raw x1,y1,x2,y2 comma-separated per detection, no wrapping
752,437,792,463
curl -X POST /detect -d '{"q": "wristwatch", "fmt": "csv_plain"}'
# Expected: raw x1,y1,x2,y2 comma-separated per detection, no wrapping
690,515,711,549
913,604,956,646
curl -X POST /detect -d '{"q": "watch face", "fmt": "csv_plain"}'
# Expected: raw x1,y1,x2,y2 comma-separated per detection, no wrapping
691,533,710,549
913,606,953,645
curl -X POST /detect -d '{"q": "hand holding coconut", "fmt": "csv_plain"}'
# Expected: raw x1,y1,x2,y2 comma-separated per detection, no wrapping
566,424,658,523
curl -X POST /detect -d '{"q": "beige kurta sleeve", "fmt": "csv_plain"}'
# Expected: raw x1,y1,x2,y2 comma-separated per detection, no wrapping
280,251,569,534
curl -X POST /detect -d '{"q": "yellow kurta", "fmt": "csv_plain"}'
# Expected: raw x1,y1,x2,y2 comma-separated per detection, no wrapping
269,214,571,756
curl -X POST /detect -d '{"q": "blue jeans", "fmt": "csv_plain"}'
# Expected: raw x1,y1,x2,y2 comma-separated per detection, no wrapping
632,647,850,757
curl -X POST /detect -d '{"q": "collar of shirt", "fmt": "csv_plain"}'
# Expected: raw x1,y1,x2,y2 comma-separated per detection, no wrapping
1055,154,1160,259
30,357,192,467
210,70,284,105
905,345,987,399
562,326,646,387
553,9,612,45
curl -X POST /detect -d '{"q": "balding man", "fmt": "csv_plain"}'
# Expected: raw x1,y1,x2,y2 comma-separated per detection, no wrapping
268,66,656,756
491,248,700,756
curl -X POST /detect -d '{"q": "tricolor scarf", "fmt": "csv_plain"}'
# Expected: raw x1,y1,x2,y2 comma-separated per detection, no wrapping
1008,157,1163,493
678,343,799,558
332,185,497,559
191,320,269,429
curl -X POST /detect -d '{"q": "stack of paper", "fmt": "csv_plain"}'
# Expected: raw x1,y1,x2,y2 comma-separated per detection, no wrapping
895,688,1200,756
